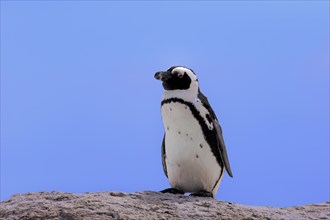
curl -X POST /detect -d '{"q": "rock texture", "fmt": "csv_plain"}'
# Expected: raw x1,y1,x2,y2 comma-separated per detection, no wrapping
0,191,329,220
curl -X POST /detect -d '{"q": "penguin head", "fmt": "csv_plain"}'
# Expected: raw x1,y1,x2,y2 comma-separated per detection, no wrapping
154,66,198,91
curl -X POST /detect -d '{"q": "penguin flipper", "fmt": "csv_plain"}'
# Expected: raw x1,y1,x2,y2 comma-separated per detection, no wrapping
214,120,233,177
161,134,168,178
198,91,233,178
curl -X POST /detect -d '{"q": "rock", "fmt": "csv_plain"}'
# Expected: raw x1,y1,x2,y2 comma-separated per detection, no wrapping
0,191,329,220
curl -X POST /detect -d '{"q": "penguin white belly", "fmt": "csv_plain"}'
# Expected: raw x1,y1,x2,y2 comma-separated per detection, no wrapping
162,102,222,194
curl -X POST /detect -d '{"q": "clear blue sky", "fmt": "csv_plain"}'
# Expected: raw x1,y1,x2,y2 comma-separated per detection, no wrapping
1,1,329,207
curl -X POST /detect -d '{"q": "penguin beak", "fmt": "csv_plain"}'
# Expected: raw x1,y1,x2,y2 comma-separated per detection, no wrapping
154,71,171,81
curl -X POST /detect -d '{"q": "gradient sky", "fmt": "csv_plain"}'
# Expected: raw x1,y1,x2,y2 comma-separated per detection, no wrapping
1,1,329,207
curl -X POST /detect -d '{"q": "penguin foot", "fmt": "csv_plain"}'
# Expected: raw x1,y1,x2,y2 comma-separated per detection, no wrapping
160,188,185,195
190,191,213,198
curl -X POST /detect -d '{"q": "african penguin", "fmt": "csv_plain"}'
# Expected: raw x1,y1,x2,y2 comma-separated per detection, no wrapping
154,66,233,198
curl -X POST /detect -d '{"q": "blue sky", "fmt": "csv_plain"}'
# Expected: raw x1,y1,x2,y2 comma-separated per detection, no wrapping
1,1,329,207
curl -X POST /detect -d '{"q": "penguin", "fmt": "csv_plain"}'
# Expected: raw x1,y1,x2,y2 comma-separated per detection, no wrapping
154,66,233,198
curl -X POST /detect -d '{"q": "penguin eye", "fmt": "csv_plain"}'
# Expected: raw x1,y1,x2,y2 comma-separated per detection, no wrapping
177,72,184,78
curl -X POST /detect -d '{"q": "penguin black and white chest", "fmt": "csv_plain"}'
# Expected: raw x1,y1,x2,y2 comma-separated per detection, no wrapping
154,66,233,198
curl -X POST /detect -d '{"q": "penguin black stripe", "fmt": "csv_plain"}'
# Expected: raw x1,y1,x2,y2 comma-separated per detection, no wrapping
161,97,224,169
212,164,225,192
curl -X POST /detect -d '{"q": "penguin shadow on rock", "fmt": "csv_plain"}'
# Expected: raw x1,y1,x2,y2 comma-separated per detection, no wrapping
154,66,233,199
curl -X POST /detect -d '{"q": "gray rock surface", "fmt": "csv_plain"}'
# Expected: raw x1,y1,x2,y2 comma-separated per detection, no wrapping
0,191,329,220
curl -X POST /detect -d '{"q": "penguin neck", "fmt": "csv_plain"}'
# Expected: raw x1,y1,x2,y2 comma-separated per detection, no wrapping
162,84,199,102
